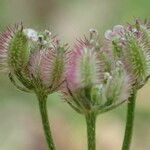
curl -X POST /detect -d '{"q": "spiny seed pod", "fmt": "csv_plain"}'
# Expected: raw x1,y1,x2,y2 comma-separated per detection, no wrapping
0,24,66,94
63,30,132,114
104,20,150,88
0,24,33,90
124,20,150,88
0,23,29,73
9,27,29,73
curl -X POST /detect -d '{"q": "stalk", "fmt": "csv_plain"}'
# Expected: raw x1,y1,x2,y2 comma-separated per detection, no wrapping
122,90,137,150
85,112,97,150
37,94,56,150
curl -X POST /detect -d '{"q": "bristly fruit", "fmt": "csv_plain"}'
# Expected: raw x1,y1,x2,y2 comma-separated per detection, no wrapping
0,23,26,73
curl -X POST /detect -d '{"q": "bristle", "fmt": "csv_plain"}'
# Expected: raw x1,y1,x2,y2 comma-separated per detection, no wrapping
0,25,20,72
28,50,42,78
40,48,57,86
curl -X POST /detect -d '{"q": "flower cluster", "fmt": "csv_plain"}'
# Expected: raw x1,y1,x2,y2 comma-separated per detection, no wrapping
0,20,149,114
0,24,66,95
104,20,150,89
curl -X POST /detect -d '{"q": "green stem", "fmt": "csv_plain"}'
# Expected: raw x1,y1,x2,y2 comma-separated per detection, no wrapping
37,94,56,150
122,90,137,150
85,112,97,150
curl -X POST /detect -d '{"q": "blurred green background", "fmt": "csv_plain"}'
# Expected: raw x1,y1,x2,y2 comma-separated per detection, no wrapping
0,0,149,150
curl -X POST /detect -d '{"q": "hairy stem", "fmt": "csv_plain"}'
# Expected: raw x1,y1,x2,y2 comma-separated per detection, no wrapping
86,112,97,150
122,90,137,150
37,94,56,150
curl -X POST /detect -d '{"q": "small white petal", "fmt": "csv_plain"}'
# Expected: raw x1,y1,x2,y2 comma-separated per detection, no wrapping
104,30,113,40
104,72,111,80
89,28,98,34
23,28,38,42
45,30,52,36
116,60,123,67
43,40,48,45
132,28,138,33
83,47,88,54
98,84,103,91
113,25,124,33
